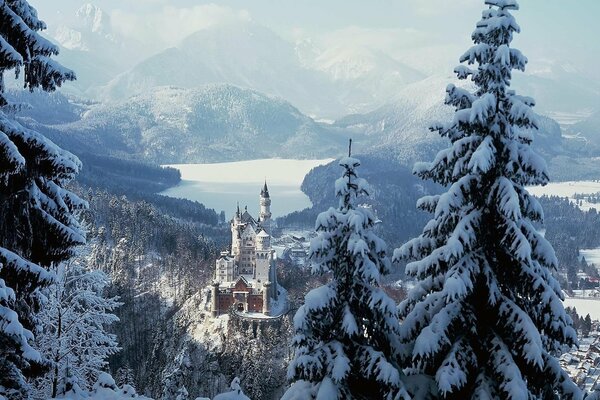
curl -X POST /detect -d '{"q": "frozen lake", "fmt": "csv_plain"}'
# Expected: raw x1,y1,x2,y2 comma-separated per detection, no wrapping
160,159,334,218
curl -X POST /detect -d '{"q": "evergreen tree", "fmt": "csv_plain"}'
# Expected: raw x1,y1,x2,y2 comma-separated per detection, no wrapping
116,363,136,389
0,1,81,397
394,0,580,398
213,377,251,400
33,262,121,397
175,386,189,400
162,365,189,400
284,150,409,400
582,314,593,338
54,364,86,400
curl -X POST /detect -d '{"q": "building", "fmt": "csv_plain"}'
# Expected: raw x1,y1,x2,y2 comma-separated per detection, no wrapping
211,182,278,316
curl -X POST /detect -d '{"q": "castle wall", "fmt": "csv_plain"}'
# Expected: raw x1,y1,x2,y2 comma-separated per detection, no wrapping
215,292,264,315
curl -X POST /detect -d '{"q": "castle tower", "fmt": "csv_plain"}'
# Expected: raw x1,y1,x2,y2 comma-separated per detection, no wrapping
262,281,272,316
211,281,220,317
231,203,242,257
255,229,271,284
259,181,272,235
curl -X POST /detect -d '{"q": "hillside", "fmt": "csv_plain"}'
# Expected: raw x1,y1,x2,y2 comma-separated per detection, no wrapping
99,21,340,117
43,85,350,164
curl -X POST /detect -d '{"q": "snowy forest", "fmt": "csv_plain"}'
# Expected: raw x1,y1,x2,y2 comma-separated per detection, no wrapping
2,0,600,399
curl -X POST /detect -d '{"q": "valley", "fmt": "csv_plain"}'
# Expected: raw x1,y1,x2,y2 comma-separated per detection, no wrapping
1,0,600,398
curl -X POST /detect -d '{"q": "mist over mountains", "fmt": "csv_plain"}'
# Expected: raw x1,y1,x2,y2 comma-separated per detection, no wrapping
19,2,595,178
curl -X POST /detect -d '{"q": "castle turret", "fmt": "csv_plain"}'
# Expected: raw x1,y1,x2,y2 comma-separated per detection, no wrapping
255,229,271,283
262,281,272,315
231,203,242,257
259,181,272,235
211,281,220,317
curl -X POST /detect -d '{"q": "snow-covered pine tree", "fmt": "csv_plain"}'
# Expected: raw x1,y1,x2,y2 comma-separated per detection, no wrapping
175,386,189,400
283,148,410,400
34,262,121,397
54,364,87,400
0,1,82,397
213,377,251,400
116,363,136,389
394,0,580,398
162,367,187,400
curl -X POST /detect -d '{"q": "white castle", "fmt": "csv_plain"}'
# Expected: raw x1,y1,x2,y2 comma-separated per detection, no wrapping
211,182,278,316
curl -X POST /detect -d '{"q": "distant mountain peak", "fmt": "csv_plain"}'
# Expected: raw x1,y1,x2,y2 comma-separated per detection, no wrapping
54,25,88,51
76,3,109,34
53,3,114,51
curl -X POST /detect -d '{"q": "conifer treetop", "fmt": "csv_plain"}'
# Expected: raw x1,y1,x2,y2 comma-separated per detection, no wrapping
394,0,580,398
285,153,409,400
0,0,75,105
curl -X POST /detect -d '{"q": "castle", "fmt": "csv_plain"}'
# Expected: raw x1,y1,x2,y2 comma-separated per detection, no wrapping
210,182,278,316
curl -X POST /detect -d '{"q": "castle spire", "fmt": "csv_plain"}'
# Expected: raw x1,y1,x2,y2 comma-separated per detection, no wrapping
261,180,270,198
259,180,272,235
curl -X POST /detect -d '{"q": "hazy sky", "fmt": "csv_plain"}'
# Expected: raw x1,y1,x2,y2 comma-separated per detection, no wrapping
31,0,600,79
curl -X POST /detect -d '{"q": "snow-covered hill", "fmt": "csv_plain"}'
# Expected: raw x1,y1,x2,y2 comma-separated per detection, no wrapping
98,20,340,117
519,60,600,116
49,84,350,163
572,111,600,144
333,75,464,164
304,44,425,114
50,4,145,94
334,74,567,172
98,20,429,118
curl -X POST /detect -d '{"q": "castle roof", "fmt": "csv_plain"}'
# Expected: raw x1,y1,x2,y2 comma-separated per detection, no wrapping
241,210,257,226
261,181,270,198
218,253,234,261
257,230,270,238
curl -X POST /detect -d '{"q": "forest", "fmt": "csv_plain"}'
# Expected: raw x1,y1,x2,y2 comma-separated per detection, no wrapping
2,0,600,399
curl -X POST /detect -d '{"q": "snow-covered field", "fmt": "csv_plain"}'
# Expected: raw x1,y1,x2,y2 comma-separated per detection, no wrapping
160,159,334,218
545,109,594,126
527,181,600,212
580,248,600,266
563,297,600,321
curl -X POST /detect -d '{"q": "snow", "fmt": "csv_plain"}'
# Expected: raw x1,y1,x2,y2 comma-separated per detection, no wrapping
545,109,594,127
526,181,600,212
160,159,333,218
213,378,251,400
580,248,600,267
50,391,153,400
563,297,600,321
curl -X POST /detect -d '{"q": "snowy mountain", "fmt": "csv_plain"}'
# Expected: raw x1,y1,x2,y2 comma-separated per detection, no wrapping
99,20,429,118
99,21,340,117
50,4,145,94
53,4,113,50
334,75,567,174
47,10,600,123
513,60,600,117
334,75,462,164
47,85,349,163
572,111,600,145
306,44,425,114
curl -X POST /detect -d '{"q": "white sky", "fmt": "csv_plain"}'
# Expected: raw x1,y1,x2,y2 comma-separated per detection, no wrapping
31,0,600,80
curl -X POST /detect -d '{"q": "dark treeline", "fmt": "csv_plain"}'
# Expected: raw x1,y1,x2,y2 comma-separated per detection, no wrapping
278,154,438,250
77,187,228,394
75,153,222,228
539,195,600,289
